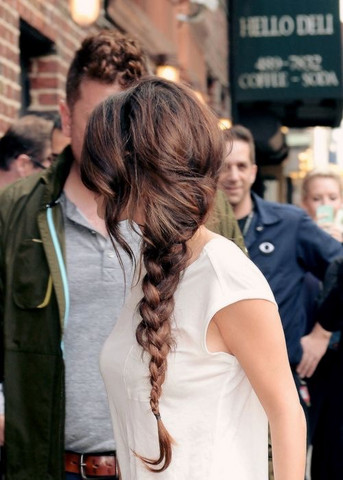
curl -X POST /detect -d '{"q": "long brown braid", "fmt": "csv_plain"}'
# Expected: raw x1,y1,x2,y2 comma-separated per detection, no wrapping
81,76,224,471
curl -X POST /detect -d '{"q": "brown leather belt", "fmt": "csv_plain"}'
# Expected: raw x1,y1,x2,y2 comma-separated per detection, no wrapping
65,451,117,478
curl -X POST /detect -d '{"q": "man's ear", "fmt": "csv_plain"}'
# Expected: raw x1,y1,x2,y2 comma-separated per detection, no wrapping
15,154,33,178
59,99,72,138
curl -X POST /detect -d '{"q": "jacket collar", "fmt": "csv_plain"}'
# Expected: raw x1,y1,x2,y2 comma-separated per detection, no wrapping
252,191,282,226
40,146,73,207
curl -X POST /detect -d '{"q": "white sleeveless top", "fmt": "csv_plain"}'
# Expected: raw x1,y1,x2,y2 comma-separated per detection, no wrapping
100,236,276,479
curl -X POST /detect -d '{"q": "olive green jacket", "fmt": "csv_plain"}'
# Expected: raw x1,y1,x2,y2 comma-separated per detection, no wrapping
207,189,246,254
0,148,73,479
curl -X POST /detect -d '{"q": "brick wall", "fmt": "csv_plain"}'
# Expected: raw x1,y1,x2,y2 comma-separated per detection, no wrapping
0,0,105,135
0,0,230,136
0,1,21,135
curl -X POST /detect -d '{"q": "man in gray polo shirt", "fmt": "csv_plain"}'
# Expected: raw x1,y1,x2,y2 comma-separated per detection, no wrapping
0,30,149,480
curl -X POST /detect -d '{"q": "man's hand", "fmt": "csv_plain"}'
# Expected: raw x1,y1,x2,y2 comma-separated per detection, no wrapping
296,323,332,378
0,414,4,446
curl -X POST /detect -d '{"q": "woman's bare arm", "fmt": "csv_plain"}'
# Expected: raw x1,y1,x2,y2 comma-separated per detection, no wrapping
212,299,306,480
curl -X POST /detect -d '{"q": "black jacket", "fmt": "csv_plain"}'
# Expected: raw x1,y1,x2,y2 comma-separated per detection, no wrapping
316,257,343,332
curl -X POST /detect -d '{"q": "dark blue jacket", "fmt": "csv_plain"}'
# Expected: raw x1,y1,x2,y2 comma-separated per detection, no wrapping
244,193,343,365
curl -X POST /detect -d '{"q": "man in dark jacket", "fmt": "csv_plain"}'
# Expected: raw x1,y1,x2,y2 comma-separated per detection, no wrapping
0,114,53,188
308,258,343,480
219,125,343,415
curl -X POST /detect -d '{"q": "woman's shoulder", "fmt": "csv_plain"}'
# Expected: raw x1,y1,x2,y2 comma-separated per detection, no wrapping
200,234,276,304
203,234,251,267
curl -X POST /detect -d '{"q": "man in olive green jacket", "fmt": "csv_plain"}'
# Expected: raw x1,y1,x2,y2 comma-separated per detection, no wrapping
0,150,72,478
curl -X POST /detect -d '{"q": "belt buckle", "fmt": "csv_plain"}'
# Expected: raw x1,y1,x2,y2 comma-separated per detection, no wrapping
80,453,89,480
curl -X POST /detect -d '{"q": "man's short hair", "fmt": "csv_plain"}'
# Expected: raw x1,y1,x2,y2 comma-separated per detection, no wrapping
223,124,256,165
66,30,151,108
0,115,52,171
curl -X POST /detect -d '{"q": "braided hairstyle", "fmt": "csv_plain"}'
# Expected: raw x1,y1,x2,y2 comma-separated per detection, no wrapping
81,76,224,471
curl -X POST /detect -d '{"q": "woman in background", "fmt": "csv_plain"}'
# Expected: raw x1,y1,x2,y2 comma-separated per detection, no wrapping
302,169,343,242
81,77,306,480
300,168,343,344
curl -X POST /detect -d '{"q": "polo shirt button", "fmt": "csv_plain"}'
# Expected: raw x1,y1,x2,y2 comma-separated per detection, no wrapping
256,226,264,231
107,252,115,258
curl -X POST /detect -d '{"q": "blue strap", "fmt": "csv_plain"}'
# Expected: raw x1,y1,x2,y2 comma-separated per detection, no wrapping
46,206,70,352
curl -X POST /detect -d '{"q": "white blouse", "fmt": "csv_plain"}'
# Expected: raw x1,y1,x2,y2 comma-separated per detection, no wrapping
100,236,276,479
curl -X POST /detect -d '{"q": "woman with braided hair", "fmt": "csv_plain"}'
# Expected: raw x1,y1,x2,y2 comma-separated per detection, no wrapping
80,76,306,480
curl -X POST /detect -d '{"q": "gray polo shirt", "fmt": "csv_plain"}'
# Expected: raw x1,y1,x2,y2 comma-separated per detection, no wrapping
61,193,140,453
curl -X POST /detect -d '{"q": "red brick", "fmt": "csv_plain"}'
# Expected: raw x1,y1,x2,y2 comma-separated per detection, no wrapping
38,92,60,106
36,59,59,74
30,76,59,89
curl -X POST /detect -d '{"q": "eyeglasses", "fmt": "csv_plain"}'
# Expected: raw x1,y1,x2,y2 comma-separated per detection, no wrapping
30,158,48,170
48,153,59,163
30,153,59,170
